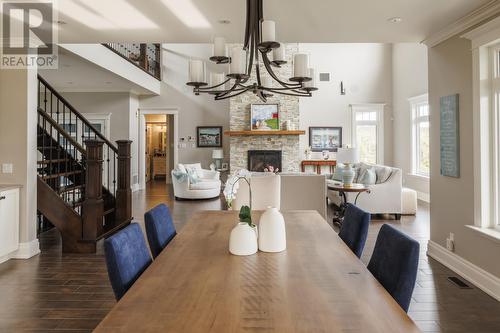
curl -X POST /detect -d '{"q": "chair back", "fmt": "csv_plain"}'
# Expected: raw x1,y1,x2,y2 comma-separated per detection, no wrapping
339,204,370,258
367,224,420,312
232,174,281,210
104,223,152,300
144,204,177,258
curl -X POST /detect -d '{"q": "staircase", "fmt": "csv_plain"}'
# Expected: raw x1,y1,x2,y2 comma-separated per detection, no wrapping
36,75,132,253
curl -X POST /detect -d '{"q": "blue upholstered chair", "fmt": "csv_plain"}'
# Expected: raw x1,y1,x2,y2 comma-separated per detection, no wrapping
367,224,420,312
104,223,152,300
338,204,370,258
144,204,177,258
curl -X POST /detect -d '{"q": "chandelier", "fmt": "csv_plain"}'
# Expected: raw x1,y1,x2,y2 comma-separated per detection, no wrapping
186,0,317,102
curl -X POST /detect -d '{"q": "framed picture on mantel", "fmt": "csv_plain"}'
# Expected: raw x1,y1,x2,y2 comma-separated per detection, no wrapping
251,104,280,130
309,127,342,152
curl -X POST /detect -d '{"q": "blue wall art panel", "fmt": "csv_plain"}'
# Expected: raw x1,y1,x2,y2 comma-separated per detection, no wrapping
440,94,460,178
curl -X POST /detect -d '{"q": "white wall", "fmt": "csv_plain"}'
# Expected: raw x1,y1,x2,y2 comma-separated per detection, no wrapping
0,67,40,258
392,43,429,200
298,43,394,165
140,44,230,169
61,92,140,190
429,34,500,279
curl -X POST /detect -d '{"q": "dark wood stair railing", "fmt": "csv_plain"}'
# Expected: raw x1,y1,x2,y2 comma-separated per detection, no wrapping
37,76,133,253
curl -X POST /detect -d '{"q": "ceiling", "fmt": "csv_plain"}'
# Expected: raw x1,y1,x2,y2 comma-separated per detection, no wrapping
55,0,491,43
38,47,153,94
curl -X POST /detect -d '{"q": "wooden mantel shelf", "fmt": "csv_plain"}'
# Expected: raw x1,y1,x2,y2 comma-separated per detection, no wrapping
224,130,306,136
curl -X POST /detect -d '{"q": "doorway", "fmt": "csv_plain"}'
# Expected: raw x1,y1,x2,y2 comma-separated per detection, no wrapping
139,108,179,191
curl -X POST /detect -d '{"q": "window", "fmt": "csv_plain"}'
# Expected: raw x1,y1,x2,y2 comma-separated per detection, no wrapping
350,104,385,164
409,94,430,177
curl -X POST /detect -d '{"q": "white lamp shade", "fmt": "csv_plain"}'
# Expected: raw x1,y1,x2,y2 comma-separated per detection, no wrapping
293,53,309,78
273,43,285,61
213,37,226,57
261,20,276,42
229,47,247,75
188,59,206,83
212,149,224,159
336,147,359,164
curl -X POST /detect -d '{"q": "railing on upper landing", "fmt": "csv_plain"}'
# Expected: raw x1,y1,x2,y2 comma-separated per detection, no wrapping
103,43,162,80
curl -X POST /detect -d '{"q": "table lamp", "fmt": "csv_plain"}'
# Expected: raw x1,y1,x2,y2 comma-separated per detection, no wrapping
335,147,359,187
212,149,224,169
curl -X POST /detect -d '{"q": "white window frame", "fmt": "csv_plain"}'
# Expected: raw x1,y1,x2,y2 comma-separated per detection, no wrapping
409,94,430,178
464,18,500,239
350,104,385,165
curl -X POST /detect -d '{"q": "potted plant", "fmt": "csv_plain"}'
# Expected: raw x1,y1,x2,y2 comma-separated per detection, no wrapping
224,170,258,256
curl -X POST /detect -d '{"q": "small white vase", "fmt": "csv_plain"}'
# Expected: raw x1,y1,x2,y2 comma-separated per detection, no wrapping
229,222,258,256
258,207,286,253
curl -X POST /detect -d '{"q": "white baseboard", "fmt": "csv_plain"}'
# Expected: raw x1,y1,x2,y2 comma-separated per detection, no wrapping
12,239,41,259
427,240,500,301
417,190,430,203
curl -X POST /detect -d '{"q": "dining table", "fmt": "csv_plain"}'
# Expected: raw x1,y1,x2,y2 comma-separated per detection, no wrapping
94,210,421,333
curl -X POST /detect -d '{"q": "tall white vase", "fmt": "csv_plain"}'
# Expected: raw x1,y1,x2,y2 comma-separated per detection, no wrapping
229,222,258,256
258,207,286,252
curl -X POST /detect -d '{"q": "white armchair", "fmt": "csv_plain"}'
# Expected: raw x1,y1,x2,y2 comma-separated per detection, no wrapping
172,163,221,200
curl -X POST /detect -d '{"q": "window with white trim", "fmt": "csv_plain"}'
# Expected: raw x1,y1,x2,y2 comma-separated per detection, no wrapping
409,94,430,177
490,44,500,229
350,104,385,164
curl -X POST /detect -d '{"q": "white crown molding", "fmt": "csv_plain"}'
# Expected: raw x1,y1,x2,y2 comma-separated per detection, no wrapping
423,0,500,47
427,240,500,301
462,15,500,49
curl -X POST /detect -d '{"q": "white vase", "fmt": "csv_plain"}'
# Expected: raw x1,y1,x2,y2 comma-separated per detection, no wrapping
229,222,258,256
258,207,286,253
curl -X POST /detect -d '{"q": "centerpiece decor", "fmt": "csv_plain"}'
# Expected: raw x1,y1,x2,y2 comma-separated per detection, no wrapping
185,0,318,102
225,170,258,256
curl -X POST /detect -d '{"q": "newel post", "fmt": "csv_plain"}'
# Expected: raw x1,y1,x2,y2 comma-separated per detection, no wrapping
82,140,104,240
115,140,132,224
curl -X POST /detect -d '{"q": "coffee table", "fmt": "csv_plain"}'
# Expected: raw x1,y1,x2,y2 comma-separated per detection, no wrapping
327,182,370,226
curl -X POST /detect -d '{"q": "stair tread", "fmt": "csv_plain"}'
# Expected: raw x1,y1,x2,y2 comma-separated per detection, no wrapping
38,159,71,164
58,184,84,193
103,207,115,215
41,170,83,180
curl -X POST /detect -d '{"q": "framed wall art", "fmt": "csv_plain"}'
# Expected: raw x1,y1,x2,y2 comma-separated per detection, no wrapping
309,127,342,152
197,126,223,148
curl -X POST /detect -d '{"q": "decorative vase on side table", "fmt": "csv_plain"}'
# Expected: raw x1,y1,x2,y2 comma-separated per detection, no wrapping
336,147,359,187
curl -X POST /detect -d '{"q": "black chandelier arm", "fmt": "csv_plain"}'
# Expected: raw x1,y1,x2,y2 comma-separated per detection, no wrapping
243,0,251,49
265,88,312,97
212,79,244,98
197,78,232,91
215,86,253,100
261,52,302,89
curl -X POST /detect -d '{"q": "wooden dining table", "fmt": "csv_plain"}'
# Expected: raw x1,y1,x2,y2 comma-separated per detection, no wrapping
94,210,421,333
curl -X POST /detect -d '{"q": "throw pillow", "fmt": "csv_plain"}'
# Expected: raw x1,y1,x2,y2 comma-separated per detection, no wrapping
187,168,199,184
375,165,393,184
178,164,187,173
354,162,371,183
358,167,376,185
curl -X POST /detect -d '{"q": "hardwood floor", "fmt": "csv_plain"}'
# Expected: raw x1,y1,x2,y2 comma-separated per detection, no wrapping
0,180,499,332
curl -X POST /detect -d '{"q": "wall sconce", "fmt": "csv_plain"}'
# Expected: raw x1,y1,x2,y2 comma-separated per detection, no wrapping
340,81,346,95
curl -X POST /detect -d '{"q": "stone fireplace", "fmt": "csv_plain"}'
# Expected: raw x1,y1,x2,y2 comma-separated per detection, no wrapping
228,43,301,173
248,150,282,172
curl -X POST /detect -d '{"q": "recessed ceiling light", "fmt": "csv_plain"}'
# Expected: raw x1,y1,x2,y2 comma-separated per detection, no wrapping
387,17,402,23
67,81,74,84
218,19,231,24
55,20,67,25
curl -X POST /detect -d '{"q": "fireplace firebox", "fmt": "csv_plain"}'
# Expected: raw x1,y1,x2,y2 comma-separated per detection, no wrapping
248,150,282,172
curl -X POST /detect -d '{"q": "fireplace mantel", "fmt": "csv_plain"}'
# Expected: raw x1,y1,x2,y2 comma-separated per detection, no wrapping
225,130,305,136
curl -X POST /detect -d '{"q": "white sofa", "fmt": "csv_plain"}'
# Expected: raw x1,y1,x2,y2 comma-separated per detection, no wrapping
327,163,402,218
172,163,221,200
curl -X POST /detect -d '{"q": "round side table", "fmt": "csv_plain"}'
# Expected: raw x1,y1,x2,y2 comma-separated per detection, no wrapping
327,182,371,227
